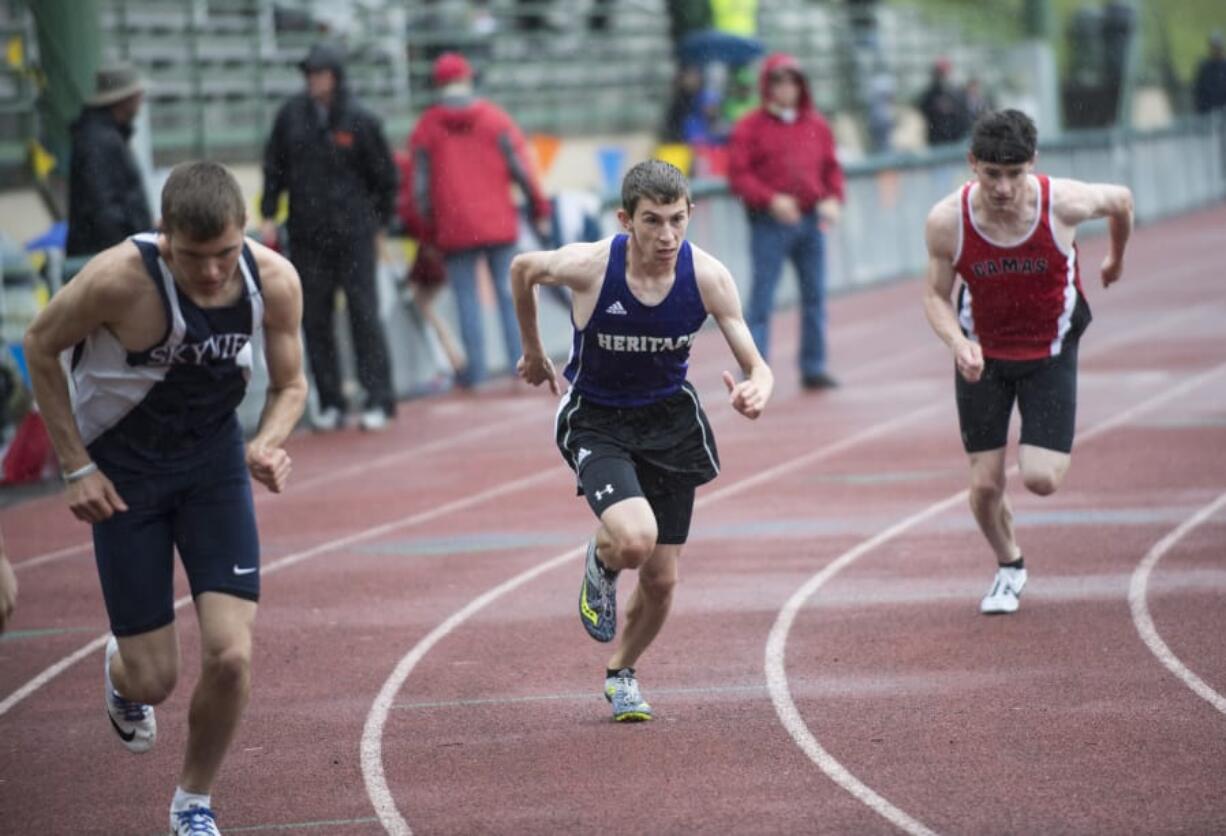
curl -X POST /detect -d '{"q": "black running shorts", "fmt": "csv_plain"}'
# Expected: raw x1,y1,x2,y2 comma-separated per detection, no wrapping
555,382,720,545
956,338,1081,454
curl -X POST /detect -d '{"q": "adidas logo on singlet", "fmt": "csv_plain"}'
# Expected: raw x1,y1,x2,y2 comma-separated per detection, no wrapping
605,300,628,315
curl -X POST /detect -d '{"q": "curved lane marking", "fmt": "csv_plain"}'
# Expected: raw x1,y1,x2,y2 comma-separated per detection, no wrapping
1129,491,1226,715
360,405,946,835
764,361,1226,834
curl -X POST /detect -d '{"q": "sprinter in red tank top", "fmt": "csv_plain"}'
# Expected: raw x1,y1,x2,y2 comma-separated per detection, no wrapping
923,109,1134,616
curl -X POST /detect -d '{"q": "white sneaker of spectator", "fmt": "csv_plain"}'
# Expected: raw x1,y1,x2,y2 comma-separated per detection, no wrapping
359,407,387,432
313,406,344,432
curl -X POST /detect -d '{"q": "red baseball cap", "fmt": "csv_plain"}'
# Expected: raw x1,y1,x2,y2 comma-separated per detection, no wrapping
433,52,473,86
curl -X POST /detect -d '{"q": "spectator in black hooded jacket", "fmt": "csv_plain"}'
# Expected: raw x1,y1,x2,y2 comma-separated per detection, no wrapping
260,42,398,432
1194,32,1226,115
66,64,152,257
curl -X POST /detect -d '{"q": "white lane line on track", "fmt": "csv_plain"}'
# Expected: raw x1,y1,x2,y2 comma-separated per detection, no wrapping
765,360,1226,836
359,403,947,836
1129,491,1226,715
391,683,771,711
10,403,541,573
0,470,554,718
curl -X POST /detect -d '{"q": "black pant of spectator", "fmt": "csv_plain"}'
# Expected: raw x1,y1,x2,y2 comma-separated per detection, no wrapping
293,236,395,416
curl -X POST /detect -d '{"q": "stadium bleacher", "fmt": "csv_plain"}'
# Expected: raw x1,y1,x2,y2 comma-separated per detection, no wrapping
86,0,1004,161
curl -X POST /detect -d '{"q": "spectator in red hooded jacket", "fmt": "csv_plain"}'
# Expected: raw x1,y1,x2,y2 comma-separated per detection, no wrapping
728,53,844,389
408,52,551,388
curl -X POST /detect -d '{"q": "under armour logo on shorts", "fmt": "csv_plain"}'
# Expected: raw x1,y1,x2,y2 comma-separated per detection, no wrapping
594,483,615,501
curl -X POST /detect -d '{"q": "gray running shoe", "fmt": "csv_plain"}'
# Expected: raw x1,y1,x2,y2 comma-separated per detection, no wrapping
604,669,653,722
105,635,156,753
579,539,618,642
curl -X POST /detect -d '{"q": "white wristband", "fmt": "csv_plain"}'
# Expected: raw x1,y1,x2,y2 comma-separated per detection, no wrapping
62,462,99,483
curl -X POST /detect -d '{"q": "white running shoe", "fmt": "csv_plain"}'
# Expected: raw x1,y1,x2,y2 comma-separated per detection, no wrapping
170,803,220,835
313,406,344,432
105,635,156,753
980,566,1028,615
359,407,388,432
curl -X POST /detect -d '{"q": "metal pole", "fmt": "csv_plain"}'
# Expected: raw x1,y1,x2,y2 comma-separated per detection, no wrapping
1022,0,1055,39
25,0,101,167
186,0,204,158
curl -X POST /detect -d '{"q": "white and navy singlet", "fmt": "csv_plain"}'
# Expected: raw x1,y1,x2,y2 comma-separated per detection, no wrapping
562,234,708,407
71,233,264,465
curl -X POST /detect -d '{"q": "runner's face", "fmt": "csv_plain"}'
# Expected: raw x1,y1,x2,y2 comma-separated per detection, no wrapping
164,224,245,297
623,198,691,267
971,158,1034,211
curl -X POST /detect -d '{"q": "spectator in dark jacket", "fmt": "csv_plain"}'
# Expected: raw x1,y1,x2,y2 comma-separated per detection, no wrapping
408,52,550,388
728,52,844,389
66,64,152,257
261,42,398,431
1194,32,1226,114
918,57,970,146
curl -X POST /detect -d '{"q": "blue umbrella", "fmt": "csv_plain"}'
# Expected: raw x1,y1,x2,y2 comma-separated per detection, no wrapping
677,30,764,67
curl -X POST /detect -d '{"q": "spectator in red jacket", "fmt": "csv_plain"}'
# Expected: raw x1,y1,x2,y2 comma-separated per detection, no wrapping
408,52,551,388
728,53,844,389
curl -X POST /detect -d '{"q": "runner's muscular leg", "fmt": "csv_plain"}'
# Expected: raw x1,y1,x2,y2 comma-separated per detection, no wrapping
607,543,680,671
112,623,180,705
967,447,1022,564
179,592,257,794
596,496,658,572
1018,444,1071,497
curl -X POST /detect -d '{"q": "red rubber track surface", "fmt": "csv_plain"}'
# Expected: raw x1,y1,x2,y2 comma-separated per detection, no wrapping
1,206,1223,835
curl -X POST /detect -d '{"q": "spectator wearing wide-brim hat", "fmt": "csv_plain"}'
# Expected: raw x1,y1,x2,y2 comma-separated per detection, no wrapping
65,62,152,257
84,63,146,107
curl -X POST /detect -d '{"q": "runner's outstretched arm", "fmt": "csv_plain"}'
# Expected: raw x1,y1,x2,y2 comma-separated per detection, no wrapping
693,248,773,419
1051,179,1133,288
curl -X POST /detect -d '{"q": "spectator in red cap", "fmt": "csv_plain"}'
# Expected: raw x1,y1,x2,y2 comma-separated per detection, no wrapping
407,51,551,388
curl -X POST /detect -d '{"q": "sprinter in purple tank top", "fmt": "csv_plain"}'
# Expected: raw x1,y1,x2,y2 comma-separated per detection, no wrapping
511,160,773,721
